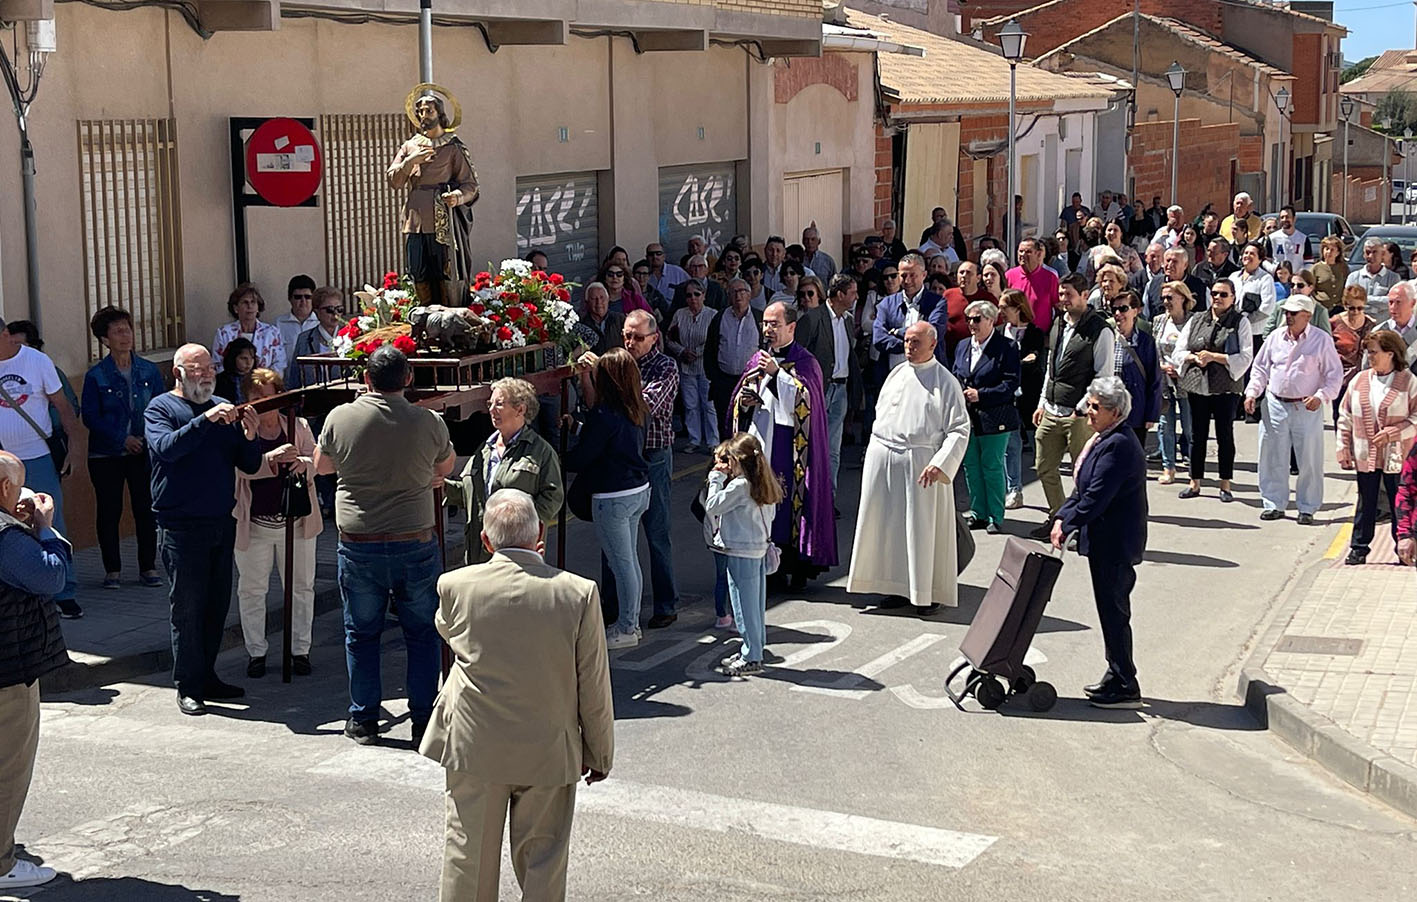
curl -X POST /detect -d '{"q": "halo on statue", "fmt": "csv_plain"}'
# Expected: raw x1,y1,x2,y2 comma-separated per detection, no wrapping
404,82,462,133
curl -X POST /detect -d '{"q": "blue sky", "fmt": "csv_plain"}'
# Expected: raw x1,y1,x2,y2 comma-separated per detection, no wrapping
1336,0,1416,62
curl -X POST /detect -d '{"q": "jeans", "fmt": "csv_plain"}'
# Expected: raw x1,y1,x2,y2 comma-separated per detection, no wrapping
601,448,678,619
825,381,849,490
88,454,157,575
712,551,730,618
22,453,75,602
235,525,316,658
1158,392,1192,471
1352,471,1400,554
680,371,719,449
1004,430,1023,494
337,538,442,724
1257,395,1326,514
594,487,651,634
160,519,237,698
1187,393,1238,482
962,432,1010,526
725,554,767,663
1033,412,1093,515
1088,554,1138,684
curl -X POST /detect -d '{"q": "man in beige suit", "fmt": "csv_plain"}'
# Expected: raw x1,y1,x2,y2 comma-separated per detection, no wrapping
420,488,615,902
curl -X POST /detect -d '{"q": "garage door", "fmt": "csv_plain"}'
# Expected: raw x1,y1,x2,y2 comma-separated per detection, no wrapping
659,163,739,261
515,171,600,284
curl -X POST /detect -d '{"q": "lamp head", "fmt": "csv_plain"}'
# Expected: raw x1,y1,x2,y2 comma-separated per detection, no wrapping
1165,61,1185,96
1275,87,1290,115
997,20,1028,62
1340,96,1354,120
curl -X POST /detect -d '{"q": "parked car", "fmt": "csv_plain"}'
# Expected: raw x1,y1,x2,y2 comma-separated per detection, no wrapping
1261,211,1357,264
1348,225,1417,268
1395,179,1408,203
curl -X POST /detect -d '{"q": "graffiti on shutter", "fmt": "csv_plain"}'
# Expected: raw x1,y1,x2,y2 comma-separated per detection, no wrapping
658,163,739,260
515,171,600,284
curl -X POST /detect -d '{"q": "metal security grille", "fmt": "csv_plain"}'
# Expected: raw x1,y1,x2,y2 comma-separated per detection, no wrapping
320,113,408,298
658,162,739,260
515,171,601,284
77,118,185,358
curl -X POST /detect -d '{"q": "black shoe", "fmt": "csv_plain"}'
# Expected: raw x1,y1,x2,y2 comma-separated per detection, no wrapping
411,720,428,749
292,655,312,676
1083,673,1117,698
1345,548,1368,565
916,603,942,617
876,595,909,609
246,656,266,679
646,613,678,629
1177,486,1200,500
789,571,807,591
1297,513,1315,526
1290,465,1300,476
1218,490,1234,503
56,599,83,619
205,679,245,700
345,718,380,746
177,695,207,716
1027,522,1052,540
1260,509,1284,521
966,515,988,531
1088,681,1142,709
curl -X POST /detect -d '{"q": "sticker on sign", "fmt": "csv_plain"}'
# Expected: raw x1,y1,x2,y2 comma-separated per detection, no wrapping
256,152,311,173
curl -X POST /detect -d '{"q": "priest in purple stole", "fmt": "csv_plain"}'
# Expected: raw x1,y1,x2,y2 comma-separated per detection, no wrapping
730,301,838,588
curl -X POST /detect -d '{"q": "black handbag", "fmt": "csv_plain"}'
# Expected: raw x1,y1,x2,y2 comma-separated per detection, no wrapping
567,473,594,522
282,469,313,520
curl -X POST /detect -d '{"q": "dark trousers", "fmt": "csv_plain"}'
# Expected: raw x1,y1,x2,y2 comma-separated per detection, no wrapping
161,520,237,699
1188,393,1238,481
87,454,157,574
1087,553,1138,684
1353,471,1400,555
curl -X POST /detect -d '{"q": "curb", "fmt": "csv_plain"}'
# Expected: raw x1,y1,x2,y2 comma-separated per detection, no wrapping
1236,549,1417,821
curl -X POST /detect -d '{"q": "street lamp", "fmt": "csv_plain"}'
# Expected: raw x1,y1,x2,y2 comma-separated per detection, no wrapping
1165,61,1185,208
1383,117,1393,224
1406,128,1413,225
1340,95,1354,218
1275,87,1290,210
997,19,1028,255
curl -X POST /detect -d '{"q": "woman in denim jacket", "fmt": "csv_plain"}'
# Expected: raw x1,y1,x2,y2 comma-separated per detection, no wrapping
80,307,166,589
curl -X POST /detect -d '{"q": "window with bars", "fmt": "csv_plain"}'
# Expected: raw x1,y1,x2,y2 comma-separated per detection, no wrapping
320,113,410,299
78,118,185,359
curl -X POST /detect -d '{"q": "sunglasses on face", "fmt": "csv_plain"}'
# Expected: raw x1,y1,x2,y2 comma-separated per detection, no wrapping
1345,306,1366,313
1112,305,1134,314
797,290,817,298
317,306,341,314
1161,294,1175,302
966,315,986,324
622,332,653,342
883,272,900,279
1084,400,1102,411
606,270,625,277
686,290,704,298
1284,310,1305,317
1213,290,1232,299
648,250,664,256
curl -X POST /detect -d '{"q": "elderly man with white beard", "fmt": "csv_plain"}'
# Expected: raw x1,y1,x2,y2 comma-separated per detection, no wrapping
144,343,262,717
847,321,971,616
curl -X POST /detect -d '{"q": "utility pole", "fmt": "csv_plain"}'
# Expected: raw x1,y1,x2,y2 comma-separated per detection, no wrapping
1,21,54,333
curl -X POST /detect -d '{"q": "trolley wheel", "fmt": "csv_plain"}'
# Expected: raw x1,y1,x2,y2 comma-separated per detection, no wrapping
1011,664,1037,694
1027,681,1057,712
975,676,1007,710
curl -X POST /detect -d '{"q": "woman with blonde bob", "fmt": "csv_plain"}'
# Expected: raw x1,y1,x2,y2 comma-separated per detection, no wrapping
233,368,322,678
1337,330,1417,565
704,432,783,677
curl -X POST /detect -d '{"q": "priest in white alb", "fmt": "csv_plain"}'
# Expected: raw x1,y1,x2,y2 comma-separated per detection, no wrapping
847,321,971,615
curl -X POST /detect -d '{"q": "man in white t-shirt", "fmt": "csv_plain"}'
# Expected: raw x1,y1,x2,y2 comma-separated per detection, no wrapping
0,320,81,616
1267,205,1312,271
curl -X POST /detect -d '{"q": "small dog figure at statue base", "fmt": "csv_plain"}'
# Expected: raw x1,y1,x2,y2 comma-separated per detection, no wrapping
408,305,494,354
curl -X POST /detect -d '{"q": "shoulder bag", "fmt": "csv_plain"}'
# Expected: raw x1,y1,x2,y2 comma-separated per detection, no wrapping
0,378,68,472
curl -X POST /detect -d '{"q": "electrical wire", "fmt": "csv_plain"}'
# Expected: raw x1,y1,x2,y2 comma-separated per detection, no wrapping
57,0,212,39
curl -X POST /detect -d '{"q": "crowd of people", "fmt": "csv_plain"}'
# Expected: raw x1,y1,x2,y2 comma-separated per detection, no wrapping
9,190,1417,893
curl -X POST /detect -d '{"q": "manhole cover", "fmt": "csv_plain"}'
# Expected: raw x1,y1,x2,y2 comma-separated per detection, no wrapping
1275,635,1364,655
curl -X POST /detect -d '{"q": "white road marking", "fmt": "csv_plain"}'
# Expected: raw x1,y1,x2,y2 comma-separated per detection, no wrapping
794,633,950,699
306,750,996,869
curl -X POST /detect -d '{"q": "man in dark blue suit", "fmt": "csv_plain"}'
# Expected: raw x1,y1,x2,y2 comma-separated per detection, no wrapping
1050,375,1148,708
872,253,948,371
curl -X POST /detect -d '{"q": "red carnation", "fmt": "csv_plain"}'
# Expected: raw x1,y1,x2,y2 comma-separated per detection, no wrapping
524,302,538,314
507,306,525,322
528,315,544,329
556,287,570,302
475,271,491,282
392,334,417,354
489,314,501,323
548,273,565,285
531,270,547,280
496,326,514,342
469,303,486,315
537,328,550,342
390,309,402,321
368,337,384,351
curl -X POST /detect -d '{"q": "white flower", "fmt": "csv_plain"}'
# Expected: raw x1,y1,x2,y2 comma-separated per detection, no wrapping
358,316,376,331
332,335,353,356
500,259,533,276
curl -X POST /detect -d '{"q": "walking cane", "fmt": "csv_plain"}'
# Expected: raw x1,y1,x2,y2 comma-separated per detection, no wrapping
434,485,453,679
282,405,297,684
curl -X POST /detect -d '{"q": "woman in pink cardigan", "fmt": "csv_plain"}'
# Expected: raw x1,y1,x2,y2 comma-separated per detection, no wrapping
233,368,323,677
1337,330,1417,565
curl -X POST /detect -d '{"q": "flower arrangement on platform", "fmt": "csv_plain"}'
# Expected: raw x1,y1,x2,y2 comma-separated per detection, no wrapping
470,259,582,354
331,271,418,361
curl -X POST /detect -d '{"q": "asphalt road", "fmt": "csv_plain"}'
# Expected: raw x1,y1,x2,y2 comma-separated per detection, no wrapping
13,423,1417,901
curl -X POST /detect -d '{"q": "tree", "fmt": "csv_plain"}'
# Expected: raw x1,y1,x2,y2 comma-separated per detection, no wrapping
1342,55,1377,84
1374,90,1417,133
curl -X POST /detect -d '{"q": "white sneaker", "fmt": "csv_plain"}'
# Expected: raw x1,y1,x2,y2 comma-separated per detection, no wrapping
1004,491,1023,510
0,859,58,889
605,627,641,650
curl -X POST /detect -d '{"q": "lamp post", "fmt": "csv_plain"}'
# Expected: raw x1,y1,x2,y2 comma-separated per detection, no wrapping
997,19,1028,256
2,20,56,332
1340,96,1354,218
1275,87,1290,211
1166,61,1185,208
1382,116,1393,225
1406,128,1413,225
419,0,433,81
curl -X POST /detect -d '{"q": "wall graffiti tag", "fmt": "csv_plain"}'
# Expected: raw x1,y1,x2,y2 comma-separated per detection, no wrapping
658,163,738,259
515,172,600,283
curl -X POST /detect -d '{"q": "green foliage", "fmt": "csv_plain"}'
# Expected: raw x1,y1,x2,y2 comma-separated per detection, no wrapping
1374,91,1417,133
1342,56,1377,84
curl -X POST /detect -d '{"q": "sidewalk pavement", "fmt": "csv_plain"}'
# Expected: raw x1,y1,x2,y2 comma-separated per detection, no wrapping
1239,478,1417,820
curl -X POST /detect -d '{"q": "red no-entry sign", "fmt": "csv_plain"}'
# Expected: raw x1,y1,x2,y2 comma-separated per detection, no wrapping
244,117,323,207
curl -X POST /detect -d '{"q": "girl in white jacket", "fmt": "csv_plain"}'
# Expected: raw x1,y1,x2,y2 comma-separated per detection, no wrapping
704,433,782,676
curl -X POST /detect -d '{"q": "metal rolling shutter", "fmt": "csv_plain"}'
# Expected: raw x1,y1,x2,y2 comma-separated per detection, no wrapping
514,171,601,283
658,162,739,261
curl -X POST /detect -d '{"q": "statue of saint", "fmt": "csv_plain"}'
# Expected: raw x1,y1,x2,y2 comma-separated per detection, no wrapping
387,84,479,305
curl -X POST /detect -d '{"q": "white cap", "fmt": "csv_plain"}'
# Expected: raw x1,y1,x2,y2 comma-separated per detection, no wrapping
1280,294,1314,315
